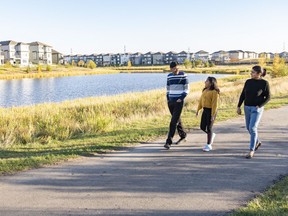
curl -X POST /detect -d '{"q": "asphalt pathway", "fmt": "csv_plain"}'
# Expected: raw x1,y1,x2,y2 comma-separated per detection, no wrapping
0,106,287,216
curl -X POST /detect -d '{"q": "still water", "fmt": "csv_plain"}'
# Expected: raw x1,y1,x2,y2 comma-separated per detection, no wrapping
0,73,229,107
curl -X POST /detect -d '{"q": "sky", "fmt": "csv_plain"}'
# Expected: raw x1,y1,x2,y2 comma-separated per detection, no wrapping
1,0,288,55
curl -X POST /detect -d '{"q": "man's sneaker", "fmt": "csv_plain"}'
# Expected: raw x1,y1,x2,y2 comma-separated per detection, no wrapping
164,143,171,149
211,133,216,144
202,144,212,152
164,139,172,149
175,137,186,145
255,141,262,151
245,150,254,159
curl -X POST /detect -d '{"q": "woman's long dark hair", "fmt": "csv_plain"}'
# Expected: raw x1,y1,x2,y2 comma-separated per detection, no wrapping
252,65,267,77
203,76,220,94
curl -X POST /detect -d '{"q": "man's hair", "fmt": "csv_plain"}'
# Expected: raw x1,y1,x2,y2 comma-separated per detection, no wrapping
170,61,179,68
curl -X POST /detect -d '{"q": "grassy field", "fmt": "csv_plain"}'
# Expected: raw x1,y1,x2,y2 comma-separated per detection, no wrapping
0,64,253,80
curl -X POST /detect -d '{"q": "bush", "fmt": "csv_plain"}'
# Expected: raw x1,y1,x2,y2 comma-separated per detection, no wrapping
85,60,97,69
26,66,31,73
37,64,42,73
46,65,52,72
77,60,85,67
183,59,192,69
271,55,288,77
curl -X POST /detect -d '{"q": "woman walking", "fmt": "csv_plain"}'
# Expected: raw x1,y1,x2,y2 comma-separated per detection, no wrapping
196,77,220,152
237,65,270,159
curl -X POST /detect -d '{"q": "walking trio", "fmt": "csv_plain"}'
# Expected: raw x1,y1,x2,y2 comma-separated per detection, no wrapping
165,61,270,159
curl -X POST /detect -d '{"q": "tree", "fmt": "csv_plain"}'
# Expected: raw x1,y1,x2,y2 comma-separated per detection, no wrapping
195,59,202,67
85,60,97,69
127,60,132,67
258,53,267,67
77,60,85,67
271,54,288,77
71,60,76,67
183,59,192,69
209,61,215,67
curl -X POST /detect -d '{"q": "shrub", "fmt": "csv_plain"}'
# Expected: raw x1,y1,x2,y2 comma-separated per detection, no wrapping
85,60,97,69
46,65,52,72
37,64,42,73
271,54,288,77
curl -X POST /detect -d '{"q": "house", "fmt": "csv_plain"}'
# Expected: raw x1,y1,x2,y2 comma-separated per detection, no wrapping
120,53,131,66
258,52,275,59
29,41,52,65
228,50,245,62
130,52,143,66
195,50,210,62
64,55,72,64
152,52,164,65
52,49,63,64
245,51,258,59
111,53,121,66
0,45,3,65
103,53,113,66
176,51,194,64
211,50,230,63
279,51,288,60
94,54,103,67
0,40,29,66
142,52,154,65
164,51,177,65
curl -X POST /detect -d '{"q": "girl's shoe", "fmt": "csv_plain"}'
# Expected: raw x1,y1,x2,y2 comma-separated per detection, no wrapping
202,144,212,152
245,151,254,159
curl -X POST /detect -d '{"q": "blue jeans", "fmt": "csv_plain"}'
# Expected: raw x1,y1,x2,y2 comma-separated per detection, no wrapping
244,106,264,151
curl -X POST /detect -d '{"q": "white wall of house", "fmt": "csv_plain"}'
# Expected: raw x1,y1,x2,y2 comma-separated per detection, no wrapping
15,43,29,66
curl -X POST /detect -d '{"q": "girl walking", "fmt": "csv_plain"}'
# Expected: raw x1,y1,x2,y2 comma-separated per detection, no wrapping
237,65,270,159
196,77,220,152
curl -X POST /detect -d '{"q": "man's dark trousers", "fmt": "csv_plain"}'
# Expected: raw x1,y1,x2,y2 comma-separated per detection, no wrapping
167,100,186,143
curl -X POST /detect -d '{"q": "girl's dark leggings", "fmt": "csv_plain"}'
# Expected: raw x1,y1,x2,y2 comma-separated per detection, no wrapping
200,108,214,144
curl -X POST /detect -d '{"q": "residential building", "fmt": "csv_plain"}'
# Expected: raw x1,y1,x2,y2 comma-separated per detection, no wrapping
279,51,288,60
245,51,258,59
195,50,210,62
52,49,63,64
103,53,112,66
152,52,164,65
211,50,230,63
120,53,131,66
142,52,154,65
164,51,177,64
130,52,143,66
228,50,245,62
94,54,103,66
0,45,3,65
29,41,52,65
176,51,194,64
258,52,274,59
0,40,29,66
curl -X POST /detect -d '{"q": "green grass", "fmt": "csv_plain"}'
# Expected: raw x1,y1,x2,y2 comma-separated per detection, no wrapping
230,175,288,216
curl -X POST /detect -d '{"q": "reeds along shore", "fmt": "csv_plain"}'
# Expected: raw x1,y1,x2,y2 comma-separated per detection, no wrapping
0,75,288,147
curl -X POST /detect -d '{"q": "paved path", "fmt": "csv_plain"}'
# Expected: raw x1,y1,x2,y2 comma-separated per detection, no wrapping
0,106,288,216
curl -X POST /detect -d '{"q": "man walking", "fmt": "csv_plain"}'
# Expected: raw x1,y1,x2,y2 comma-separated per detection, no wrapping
164,61,189,149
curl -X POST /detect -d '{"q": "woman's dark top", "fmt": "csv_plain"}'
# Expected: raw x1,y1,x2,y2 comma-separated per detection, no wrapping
237,78,270,108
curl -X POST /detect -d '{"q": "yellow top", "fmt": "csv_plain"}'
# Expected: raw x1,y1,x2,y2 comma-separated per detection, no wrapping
197,89,219,116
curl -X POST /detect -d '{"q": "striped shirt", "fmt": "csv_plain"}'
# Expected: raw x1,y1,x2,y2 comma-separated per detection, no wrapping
166,71,189,102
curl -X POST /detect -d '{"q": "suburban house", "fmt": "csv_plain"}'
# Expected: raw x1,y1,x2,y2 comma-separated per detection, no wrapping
279,51,288,60
52,49,63,64
176,51,194,64
130,52,143,66
194,50,210,62
94,54,103,66
211,50,230,63
103,53,113,66
258,52,275,59
164,51,177,65
142,52,154,65
152,52,164,65
29,41,52,65
120,53,131,66
0,45,4,65
245,51,258,59
228,50,245,61
0,40,29,66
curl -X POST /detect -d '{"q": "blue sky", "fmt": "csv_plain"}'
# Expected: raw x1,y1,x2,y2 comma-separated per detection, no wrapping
1,0,288,55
